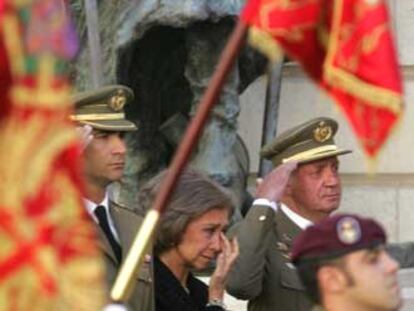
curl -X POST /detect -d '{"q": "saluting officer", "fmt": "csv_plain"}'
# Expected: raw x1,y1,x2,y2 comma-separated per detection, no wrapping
71,85,154,311
227,117,352,311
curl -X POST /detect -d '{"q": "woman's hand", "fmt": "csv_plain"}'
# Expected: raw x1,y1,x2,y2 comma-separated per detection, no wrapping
208,234,239,301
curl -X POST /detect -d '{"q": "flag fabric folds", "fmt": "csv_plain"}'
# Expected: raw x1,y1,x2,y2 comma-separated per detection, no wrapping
242,0,403,158
0,1,105,310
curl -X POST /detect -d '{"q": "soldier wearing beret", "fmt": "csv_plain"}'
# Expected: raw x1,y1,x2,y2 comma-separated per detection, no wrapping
71,85,154,311
227,117,350,311
291,214,402,311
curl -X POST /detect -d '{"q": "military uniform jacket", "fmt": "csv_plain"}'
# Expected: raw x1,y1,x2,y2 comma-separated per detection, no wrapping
227,204,313,311
97,201,154,311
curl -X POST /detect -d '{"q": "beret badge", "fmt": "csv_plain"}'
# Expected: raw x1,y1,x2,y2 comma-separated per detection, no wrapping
313,121,333,143
109,89,127,112
337,217,361,245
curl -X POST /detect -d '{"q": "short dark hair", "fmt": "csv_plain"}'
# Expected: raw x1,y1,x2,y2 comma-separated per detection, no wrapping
137,168,234,255
296,260,322,303
296,256,349,304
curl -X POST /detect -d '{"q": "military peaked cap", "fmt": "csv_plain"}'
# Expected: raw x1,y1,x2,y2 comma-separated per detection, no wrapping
261,117,351,166
71,85,137,131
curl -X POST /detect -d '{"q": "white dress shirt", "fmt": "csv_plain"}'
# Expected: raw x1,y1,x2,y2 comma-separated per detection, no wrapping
84,192,120,242
280,203,312,230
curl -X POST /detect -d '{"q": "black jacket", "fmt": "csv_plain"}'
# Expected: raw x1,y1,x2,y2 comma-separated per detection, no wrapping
154,257,223,311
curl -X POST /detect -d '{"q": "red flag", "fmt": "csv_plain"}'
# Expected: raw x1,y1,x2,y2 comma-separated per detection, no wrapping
0,1,105,309
242,0,403,158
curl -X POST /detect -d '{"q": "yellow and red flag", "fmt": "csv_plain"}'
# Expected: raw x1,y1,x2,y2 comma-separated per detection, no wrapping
0,0,105,310
242,0,403,158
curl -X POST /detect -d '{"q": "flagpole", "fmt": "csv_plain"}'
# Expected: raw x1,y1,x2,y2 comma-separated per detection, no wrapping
84,0,103,88
110,19,248,303
258,62,283,177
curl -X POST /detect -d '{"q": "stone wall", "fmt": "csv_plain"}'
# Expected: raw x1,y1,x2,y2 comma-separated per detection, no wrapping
400,268,414,311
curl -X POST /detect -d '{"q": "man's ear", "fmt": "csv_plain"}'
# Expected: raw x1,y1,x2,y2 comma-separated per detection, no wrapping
318,265,348,295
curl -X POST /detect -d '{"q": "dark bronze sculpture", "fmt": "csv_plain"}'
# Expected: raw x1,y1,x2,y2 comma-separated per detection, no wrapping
69,0,266,217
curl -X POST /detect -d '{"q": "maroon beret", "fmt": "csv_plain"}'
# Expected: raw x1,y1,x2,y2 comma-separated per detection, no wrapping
291,214,386,264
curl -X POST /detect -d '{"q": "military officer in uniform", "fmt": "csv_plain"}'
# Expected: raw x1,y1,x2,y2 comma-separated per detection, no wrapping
291,214,402,311
71,85,154,311
226,117,352,311
227,116,414,311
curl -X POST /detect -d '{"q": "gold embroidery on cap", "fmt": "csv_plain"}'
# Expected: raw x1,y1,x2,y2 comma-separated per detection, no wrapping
282,145,338,163
313,121,333,143
70,113,125,121
337,217,361,245
109,89,127,112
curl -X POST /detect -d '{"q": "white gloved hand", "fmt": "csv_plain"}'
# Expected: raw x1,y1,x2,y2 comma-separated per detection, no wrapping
255,161,298,202
76,125,93,151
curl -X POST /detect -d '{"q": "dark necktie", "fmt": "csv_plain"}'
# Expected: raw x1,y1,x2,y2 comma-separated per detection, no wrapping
94,205,123,264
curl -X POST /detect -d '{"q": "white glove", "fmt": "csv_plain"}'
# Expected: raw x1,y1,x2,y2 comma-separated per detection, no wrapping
76,125,93,151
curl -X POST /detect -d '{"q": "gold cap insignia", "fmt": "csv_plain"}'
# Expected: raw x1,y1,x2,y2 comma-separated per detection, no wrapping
313,121,333,143
337,217,361,245
109,89,127,112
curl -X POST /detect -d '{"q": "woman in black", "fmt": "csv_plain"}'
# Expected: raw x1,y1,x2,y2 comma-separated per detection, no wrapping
138,169,239,311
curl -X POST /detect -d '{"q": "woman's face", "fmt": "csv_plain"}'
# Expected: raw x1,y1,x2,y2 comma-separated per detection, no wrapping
175,208,229,270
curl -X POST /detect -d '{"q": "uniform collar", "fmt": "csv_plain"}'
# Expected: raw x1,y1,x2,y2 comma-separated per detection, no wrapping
84,191,110,223
280,203,313,230
84,191,121,245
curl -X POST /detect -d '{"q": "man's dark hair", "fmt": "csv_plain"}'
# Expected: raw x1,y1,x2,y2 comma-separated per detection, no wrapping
296,257,349,304
296,260,322,303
